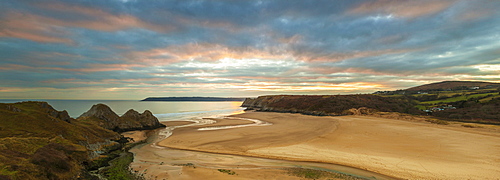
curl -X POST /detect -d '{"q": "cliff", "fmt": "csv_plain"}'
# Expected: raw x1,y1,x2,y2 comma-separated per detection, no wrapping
242,95,422,116
78,104,166,132
142,97,246,101
0,101,121,180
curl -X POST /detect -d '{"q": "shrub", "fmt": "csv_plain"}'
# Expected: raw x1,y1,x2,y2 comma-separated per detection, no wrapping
31,143,73,173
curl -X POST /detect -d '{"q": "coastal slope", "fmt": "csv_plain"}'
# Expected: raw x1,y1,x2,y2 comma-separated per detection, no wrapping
0,102,164,180
242,94,422,115
0,102,120,179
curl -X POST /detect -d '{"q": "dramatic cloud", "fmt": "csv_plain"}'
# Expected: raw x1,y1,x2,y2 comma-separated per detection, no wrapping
348,0,456,18
0,0,499,99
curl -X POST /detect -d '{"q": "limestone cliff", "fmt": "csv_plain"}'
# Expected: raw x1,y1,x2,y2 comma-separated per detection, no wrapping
119,109,165,131
78,103,121,130
78,104,165,132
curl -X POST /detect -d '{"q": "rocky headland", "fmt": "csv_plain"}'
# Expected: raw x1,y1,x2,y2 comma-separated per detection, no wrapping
78,103,165,132
0,101,165,180
242,94,422,116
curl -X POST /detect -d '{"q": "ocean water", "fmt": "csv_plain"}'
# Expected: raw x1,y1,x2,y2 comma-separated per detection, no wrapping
0,99,245,120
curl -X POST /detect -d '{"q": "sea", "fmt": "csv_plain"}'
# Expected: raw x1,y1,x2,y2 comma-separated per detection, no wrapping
0,99,245,121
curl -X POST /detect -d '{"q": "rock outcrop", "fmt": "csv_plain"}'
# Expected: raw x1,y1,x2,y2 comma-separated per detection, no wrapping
119,109,165,131
78,104,166,132
37,101,72,122
78,104,121,130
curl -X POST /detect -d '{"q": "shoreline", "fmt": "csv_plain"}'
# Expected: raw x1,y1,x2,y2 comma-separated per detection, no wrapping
157,111,500,179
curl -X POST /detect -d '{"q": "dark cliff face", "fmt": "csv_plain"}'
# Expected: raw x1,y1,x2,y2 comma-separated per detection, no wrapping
242,95,422,116
78,104,165,132
139,110,163,127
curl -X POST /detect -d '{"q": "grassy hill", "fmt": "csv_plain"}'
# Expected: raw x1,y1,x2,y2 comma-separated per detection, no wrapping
405,81,500,91
0,101,149,180
374,81,500,124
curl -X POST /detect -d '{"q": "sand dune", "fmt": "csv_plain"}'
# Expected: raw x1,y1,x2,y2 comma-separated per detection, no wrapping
159,111,500,180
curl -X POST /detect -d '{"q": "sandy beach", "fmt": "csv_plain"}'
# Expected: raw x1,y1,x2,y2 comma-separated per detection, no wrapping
156,111,500,180
121,130,148,142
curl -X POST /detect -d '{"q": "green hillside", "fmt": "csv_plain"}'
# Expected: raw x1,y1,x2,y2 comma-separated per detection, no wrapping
374,81,500,124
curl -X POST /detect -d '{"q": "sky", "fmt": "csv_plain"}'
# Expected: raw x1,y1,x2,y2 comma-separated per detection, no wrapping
1,0,499,100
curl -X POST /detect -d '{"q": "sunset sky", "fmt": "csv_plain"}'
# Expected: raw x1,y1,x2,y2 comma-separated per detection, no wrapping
1,0,499,100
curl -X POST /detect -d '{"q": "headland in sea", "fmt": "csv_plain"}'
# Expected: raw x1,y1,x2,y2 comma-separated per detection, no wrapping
141,97,247,101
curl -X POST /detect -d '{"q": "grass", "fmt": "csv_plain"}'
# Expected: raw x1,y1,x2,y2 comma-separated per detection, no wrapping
425,119,450,125
217,169,236,175
415,105,428,110
0,165,17,177
421,92,498,104
101,152,143,180
286,167,365,180
461,124,477,128
0,137,50,155
479,94,500,102
173,163,196,168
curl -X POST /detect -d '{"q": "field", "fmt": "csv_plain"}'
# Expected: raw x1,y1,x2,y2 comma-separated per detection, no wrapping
375,87,500,124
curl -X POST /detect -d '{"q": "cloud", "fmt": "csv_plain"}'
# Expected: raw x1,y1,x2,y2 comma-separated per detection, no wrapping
124,43,294,65
0,1,175,44
0,12,74,43
1,0,499,99
348,0,456,18
295,48,418,62
32,2,175,32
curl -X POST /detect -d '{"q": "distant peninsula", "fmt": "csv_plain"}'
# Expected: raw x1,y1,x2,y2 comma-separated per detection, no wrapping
141,97,246,101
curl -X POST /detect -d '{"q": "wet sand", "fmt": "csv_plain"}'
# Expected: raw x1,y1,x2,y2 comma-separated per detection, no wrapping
158,111,500,180
121,130,148,142
163,121,195,127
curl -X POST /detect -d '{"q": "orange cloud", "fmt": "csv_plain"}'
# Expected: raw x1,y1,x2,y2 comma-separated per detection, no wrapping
125,43,293,65
44,63,145,73
349,0,455,18
32,2,175,32
0,12,74,43
235,82,383,92
0,64,34,71
0,2,175,43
